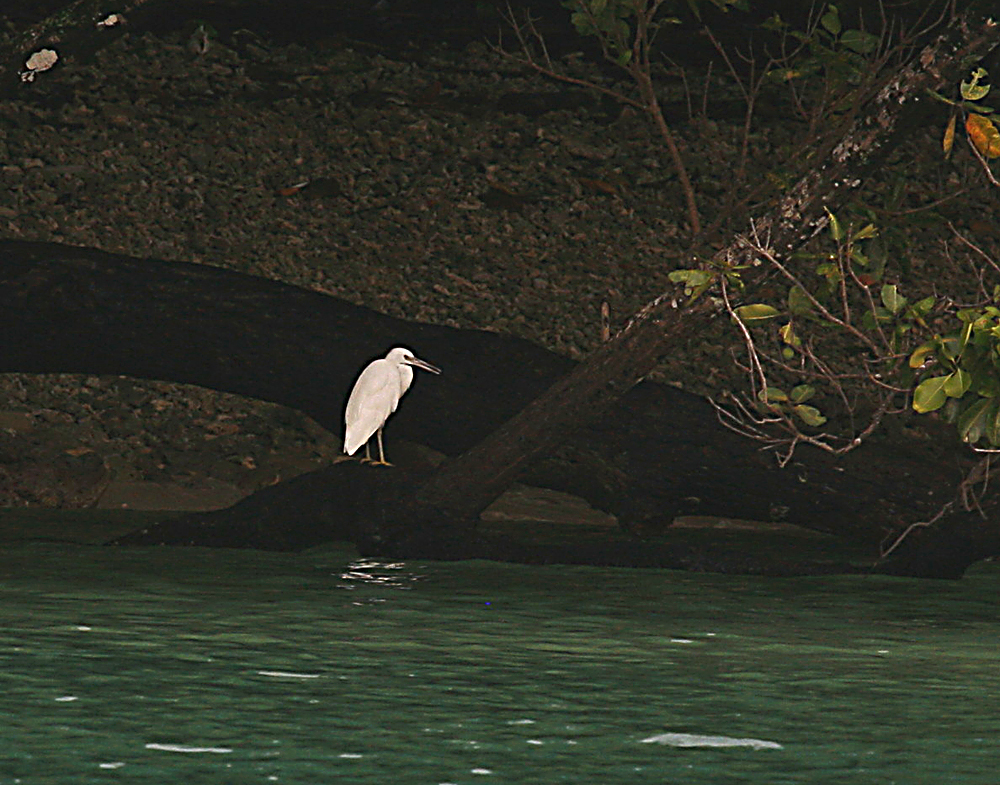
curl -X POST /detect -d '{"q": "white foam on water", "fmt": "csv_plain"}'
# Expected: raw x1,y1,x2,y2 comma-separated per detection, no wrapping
145,743,233,754
640,732,783,750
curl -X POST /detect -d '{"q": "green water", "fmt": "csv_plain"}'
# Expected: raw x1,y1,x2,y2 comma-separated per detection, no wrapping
0,536,997,784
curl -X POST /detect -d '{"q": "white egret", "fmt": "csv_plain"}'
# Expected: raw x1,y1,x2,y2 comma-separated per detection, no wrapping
343,346,441,465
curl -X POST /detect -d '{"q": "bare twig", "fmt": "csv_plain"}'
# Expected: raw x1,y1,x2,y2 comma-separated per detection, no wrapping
879,503,954,560
740,224,883,355
879,450,1000,562
499,8,646,110
498,2,702,236
719,275,767,399
948,221,1000,276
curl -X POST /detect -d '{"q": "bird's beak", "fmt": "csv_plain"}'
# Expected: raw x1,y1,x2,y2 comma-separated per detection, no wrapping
405,355,441,374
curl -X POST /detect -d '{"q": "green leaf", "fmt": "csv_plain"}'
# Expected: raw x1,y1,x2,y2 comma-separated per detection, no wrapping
913,375,950,413
793,404,827,427
957,397,993,444
761,13,786,32
668,269,712,291
815,262,841,282
820,6,841,36
872,306,894,322
939,334,964,362
943,368,971,398
880,284,906,315
865,235,888,280
987,400,1000,445
790,384,815,403
735,303,780,323
840,29,878,54
788,286,813,315
569,11,594,34
911,295,936,317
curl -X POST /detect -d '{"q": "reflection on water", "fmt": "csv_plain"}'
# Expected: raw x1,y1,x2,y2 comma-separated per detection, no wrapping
0,540,998,783
339,559,426,591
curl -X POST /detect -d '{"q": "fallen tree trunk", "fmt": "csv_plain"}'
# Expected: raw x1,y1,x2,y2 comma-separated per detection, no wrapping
0,238,988,575
106,462,870,576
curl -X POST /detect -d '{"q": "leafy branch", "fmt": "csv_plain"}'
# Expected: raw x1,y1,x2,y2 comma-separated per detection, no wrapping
674,214,917,465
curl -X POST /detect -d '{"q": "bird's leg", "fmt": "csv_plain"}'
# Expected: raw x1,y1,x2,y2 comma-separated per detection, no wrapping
372,428,392,466
359,441,373,464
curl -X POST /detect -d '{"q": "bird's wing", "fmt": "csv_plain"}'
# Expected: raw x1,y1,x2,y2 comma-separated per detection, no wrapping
343,362,401,455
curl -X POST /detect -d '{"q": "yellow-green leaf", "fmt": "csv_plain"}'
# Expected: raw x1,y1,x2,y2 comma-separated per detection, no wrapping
779,321,801,347
913,375,950,413
735,303,780,323
881,284,906,315
668,269,711,285
758,386,788,403
943,114,956,155
825,208,844,241
790,384,815,403
793,404,827,427
943,368,971,398
909,341,936,368
959,319,974,353
961,67,991,102
668,269,713,296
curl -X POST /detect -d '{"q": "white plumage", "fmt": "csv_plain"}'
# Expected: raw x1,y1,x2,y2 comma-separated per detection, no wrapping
343,346,441,464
